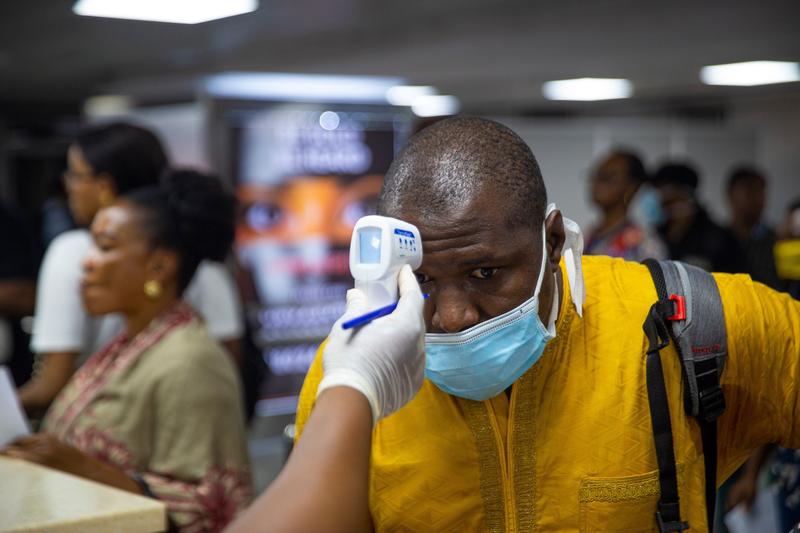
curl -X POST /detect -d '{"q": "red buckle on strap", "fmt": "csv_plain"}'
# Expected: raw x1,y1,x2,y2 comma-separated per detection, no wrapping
667,294,686,321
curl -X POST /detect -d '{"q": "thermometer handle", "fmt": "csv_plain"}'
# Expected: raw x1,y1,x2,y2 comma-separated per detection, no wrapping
355,272,399,310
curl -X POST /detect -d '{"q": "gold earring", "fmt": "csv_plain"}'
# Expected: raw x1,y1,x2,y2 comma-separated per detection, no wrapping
144,280,162,299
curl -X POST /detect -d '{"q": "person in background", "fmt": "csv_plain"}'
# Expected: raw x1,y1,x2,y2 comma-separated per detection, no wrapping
585,149,666,260
777,199,800,299
724,198,800,532
714,170,778,533
653,162,744,272
3,171,251,532
771,199,800,530
0,203,38,385
19,122,244,414
726,166,783,289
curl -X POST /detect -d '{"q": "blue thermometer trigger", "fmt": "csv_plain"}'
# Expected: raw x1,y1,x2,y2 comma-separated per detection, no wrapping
341,293,429,330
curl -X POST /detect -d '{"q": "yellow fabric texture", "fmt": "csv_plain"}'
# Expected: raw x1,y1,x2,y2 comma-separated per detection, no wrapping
296,255,800,532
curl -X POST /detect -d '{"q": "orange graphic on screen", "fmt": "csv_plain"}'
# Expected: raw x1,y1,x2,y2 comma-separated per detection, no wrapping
237,174,383,247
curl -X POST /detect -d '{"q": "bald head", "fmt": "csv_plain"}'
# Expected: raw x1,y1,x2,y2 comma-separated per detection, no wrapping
378,117,547,229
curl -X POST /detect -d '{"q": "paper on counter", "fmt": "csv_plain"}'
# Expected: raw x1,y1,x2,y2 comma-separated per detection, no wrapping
0,366,30,447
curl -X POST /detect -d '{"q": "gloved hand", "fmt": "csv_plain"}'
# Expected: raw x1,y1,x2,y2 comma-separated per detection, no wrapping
317,264,426,422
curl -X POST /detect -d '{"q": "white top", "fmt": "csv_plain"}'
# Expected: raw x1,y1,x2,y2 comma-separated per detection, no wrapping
31,229,243,363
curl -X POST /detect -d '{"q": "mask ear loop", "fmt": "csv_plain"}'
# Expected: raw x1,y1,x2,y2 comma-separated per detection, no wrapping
545,202,585,318
545,272,559,336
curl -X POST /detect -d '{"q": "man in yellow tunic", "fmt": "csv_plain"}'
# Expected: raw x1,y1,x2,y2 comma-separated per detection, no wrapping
296,117,800,532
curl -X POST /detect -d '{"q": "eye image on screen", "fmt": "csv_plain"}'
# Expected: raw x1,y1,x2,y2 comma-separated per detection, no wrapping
229,105,411,406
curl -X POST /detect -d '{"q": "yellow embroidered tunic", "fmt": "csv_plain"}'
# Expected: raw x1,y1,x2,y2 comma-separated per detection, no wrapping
296,256,800,532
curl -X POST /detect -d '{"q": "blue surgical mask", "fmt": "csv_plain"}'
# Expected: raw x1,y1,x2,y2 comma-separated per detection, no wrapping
424,227,558,401
423,204,584,401
630,185,665,228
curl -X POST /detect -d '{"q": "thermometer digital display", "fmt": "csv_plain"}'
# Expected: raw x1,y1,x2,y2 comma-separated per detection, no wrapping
348,215,423,313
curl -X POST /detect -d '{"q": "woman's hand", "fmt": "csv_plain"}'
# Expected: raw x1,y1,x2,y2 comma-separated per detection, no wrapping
3,434,93,478
2,434,143,494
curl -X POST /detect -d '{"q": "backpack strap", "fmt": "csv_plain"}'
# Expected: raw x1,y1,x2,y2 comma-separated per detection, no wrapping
643,261,690,532
642,259,728,533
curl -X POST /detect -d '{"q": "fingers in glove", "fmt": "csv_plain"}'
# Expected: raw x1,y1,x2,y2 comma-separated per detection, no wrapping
342,288,370,319
395,264,425,317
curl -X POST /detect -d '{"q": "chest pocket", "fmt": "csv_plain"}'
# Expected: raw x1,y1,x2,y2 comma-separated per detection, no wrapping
579,465,686,533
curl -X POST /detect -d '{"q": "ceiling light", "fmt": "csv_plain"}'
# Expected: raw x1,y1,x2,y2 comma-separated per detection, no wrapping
542,78,633,101
319,111,340,131
84,95,133,117
73,0,258,24
700,61,800,86
386,86,437,106
411,95,460,117
204,72,404,103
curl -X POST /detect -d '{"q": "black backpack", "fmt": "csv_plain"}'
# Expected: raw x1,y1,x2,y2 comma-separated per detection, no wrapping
642,259,728,532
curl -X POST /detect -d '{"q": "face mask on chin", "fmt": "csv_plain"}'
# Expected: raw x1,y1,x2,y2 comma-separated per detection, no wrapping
423,203,584,401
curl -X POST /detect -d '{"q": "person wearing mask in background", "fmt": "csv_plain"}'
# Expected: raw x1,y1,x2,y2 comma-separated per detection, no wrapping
19,122,243,414
585,149,666,261
653,162,744,273
3,171,251,532
295,118,800,531
227,264,426,532
725,165,783,289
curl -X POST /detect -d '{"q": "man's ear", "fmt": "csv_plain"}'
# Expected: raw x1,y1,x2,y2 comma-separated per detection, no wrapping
146,248,179,285
545,210,565,272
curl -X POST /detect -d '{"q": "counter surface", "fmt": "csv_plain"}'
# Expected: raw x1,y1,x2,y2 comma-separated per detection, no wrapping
0,456,166,533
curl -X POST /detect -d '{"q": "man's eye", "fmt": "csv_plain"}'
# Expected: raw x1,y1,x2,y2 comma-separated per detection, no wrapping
414,272,431,285
470,267,498,280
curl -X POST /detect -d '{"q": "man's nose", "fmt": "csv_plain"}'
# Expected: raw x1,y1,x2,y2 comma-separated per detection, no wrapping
430,287,480,333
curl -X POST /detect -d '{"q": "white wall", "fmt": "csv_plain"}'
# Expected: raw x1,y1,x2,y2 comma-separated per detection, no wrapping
89,103,211,172
496,116,769,232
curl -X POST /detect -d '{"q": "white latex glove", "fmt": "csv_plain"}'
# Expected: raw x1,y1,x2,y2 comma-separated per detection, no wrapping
317,264,426,422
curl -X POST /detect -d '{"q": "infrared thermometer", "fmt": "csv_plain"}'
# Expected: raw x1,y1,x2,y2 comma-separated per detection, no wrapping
348,215,423,314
